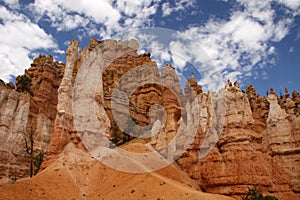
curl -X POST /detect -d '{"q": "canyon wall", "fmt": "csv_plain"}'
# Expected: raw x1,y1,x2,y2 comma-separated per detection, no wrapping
177,84,300,199
0,55,64,182
0,84,30,182
0,39,299,199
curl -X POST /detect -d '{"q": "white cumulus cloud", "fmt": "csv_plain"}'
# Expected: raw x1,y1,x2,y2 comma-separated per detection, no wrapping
30,0,161,38
171,0,298,90
0,6,58,82
2,0,19,9
162,0,196,17
277,0,300,11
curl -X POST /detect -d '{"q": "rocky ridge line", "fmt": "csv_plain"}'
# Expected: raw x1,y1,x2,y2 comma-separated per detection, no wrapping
0,38,299,199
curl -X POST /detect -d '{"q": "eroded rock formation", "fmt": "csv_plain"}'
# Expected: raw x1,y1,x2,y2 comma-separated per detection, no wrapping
0,86,30,182
0,54,64,182
0,39,299,200
177,86,299,199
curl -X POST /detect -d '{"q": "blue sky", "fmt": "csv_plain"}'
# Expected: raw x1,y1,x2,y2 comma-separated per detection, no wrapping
0,0,299,95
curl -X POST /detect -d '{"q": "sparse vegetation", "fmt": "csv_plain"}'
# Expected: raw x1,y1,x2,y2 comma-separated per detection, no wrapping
16,74,32,94
242,186,278,200
111,120,132,146
24,125,34,177
10,177,17,183
111,121,120,145
124,118,135,135
110,117,153,145
24,125,44,177
33,152,44,175
160,181,166,186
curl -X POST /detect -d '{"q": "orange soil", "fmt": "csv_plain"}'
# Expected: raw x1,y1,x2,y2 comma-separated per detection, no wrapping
0,141,233,200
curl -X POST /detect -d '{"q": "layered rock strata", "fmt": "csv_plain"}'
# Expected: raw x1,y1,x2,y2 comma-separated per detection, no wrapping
0,39,299,200
177,83,300,199
0,55,64,182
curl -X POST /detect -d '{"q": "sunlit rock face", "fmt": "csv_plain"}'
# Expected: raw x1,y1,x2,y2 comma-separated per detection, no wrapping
0,39,299,199
263,93,300,198
177,84,300,199
0,54,64,182
0,87,30,182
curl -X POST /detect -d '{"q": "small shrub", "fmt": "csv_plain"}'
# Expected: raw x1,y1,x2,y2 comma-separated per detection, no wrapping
16,74,32,94
111,121,120,144
111,120,133,146
33,152,44,175
242,186,278,200
10,177,17,183
160,181,166,186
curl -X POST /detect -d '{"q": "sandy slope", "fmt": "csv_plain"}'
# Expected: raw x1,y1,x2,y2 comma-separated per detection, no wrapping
0,141,233,200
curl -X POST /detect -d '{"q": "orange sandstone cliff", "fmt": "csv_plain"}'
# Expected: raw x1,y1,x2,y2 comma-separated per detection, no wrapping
0,38,299,200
